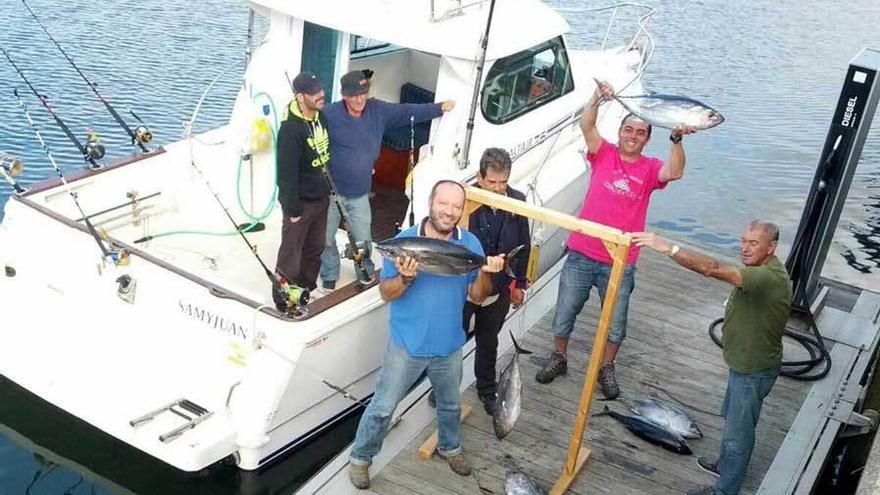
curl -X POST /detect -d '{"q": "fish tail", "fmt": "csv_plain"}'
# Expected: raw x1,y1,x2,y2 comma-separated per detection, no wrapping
508,330,533,355
592,405,612,418
503,244,525,278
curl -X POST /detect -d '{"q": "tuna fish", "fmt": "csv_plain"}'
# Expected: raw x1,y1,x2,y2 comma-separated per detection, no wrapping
494,331,533,439
595,405,692,455
593,77,724,130
504,456,548,495
624,398,703,439
375,237,523,276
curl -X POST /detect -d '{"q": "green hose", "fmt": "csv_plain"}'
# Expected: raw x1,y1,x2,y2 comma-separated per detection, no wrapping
141,92,280,242
236,91,278,223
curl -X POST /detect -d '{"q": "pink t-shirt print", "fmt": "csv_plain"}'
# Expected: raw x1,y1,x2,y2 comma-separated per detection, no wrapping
567,138,667,265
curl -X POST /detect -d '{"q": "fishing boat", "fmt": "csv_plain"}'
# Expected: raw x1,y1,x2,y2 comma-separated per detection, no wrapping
0,0,655,472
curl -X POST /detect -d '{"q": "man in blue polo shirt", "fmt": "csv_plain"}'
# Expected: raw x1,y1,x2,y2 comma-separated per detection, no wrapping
348,180,504,490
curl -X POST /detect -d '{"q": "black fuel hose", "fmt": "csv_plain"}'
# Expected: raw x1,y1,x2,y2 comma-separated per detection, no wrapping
708,303,832,381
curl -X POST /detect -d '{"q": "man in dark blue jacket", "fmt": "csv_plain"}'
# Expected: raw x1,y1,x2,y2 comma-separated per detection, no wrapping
464,148,531,414
319,70,455,291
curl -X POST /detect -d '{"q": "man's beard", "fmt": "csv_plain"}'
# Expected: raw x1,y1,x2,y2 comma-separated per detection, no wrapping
428,211,457,235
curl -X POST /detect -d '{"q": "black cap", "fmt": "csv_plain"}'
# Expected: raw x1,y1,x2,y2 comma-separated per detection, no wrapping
292,72,323,95
340,70,371,96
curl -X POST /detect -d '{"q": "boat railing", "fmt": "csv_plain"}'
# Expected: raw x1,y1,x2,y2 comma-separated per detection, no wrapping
429,0,484,23
557,3,656,93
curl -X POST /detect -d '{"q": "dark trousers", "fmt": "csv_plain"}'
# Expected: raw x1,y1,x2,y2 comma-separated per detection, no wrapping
463,290,511,398
274,196,329,303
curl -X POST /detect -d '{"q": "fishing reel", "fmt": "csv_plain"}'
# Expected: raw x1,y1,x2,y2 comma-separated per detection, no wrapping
343,241,370,262
277,278,310,312
85,128,105,161
0,154,23,177
133,125,153,146
0,154,26,194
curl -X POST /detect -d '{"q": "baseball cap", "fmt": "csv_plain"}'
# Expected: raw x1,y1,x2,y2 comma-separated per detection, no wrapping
340,70,371,96
292,72,323,95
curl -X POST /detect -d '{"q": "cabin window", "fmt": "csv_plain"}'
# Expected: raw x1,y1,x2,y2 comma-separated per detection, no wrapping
480,37,574,124
350,35,399,58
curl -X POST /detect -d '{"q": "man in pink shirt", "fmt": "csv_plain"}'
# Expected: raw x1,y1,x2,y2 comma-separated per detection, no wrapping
535,80,695,399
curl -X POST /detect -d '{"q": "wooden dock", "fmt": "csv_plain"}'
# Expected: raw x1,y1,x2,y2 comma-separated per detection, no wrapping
298,246,880,495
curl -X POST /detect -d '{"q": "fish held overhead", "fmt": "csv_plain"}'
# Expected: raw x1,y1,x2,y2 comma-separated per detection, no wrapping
375,237,524,277
593,77,725,130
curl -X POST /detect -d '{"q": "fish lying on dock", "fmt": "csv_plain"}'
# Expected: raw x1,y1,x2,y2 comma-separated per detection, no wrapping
504,456,548,495
593,77,724,130
494,331,533,440
375,237,523,276
595,405,692,455
623,397,703,439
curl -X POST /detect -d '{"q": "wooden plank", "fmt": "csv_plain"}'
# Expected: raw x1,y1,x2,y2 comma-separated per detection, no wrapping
418,403,473,459
465,185,631,245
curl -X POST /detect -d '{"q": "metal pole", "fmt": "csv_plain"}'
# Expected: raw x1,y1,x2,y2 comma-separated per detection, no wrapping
458,0,497,169
245,9,255,66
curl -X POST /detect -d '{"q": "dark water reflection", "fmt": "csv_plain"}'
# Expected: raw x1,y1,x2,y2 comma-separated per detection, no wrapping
1,0,880,494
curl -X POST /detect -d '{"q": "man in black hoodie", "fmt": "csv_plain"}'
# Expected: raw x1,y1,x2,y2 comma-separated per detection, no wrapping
274,72,331,310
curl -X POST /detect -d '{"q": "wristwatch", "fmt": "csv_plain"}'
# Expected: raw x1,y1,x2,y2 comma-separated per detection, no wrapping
669,133,683,144
669,244,680,257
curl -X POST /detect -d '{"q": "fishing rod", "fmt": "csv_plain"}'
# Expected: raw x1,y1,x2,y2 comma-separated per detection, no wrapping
20,0,152,152
2,48,105,169
458,0,497,169
12,89,111,258
284,72,372,285
175,148,308,311
1,154,27,195
408,116,416,227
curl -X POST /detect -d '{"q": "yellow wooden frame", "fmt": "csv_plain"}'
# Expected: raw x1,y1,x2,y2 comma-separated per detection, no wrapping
463,186,631,494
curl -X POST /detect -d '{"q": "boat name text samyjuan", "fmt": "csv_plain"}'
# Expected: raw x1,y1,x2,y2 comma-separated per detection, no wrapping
179,300,250,340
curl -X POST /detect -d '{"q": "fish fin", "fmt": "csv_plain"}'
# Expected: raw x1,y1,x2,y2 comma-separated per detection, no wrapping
508,330,533,355
592,405,612,418
502,244,525,278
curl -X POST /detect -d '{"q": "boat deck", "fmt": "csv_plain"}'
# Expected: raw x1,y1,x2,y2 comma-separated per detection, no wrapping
299,246,880,495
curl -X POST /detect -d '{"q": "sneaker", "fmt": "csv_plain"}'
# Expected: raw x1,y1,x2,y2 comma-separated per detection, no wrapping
479,393,497,415
440,452,472,476
312,286,333,298
598,362,620,400
322,280,336,291
349,462,370,489
535,352,567,384
686,486,717,495
696,456,720,477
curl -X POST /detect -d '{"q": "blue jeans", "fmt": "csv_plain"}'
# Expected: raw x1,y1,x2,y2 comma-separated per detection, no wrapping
320,194,375,286
350,341,463,465
716,367,780,495
551,251,636,345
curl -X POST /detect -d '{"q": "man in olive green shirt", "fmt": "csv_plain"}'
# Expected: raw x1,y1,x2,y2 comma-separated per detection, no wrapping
632,220,791,495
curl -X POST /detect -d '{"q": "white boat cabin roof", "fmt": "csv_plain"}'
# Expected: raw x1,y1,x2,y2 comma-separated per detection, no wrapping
247,0,569,60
